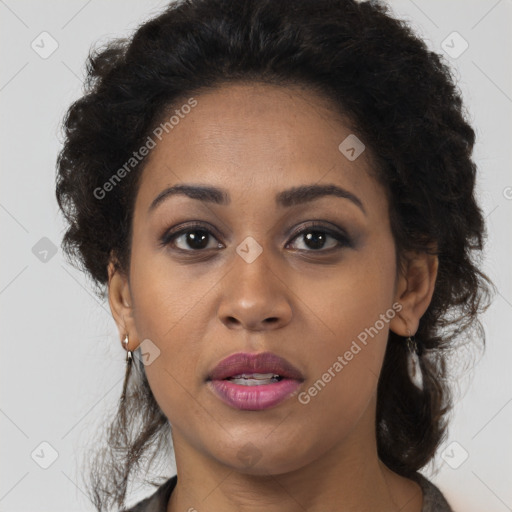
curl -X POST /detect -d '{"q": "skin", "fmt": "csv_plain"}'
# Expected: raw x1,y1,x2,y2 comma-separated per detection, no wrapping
108,83,438,512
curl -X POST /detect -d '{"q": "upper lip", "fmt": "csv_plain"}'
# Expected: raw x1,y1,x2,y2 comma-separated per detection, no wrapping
207,351,304,381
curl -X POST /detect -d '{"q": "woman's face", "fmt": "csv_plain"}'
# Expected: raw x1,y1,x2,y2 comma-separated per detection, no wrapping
109,83,434,476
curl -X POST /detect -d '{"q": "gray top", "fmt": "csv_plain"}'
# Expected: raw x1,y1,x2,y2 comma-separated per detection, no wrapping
122,472,454,511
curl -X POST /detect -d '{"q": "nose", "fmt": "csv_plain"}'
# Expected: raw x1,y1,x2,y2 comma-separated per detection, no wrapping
217,245,293,332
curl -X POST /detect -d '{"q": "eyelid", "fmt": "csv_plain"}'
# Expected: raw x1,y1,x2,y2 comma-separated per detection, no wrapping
287,220,349,241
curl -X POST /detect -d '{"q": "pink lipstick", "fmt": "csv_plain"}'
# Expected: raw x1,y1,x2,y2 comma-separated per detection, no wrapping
206,351,304,411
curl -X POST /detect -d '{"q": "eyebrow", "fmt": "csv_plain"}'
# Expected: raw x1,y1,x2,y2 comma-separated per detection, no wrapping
148,183,366,215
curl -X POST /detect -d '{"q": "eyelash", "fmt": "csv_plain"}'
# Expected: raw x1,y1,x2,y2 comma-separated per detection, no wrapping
159,221,353,254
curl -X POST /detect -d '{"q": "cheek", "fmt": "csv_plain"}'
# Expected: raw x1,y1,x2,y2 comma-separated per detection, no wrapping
296,232,396,347
294,235,397,413
129,234,215,337
127,245,213,413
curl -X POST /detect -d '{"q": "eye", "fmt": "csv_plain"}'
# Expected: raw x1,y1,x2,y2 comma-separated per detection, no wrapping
159,223,223,252
286,222,352,252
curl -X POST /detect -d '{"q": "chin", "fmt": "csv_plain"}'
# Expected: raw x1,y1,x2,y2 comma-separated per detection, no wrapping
212,441,312,477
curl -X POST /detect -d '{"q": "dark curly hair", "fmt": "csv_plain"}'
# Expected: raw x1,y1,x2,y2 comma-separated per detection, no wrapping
55,0,494,509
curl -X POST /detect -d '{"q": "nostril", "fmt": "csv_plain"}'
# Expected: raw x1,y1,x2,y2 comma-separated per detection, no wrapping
225,316,245,329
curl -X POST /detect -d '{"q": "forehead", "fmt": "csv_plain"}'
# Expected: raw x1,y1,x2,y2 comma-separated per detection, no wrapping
135,83,384,215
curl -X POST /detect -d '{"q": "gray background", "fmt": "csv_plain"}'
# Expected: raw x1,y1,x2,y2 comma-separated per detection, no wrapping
1,0,511,510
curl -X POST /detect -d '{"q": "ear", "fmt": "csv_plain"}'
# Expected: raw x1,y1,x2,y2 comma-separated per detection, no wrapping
389,248,439,337
107,256,140,351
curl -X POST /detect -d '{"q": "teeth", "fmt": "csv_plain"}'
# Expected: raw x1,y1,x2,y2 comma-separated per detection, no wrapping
230,372,280,379
229,377,279,386
227,373,281,386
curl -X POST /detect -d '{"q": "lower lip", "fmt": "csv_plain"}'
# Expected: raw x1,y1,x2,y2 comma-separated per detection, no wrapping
207,378,302,410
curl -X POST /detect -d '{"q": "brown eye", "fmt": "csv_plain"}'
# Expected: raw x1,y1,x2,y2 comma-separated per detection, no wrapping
289,230,339,251
173,229,213,250
286,222,352,252
160,223,223,252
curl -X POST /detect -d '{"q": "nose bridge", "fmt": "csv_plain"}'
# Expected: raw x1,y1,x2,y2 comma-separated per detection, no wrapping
217,235,292,330
234,234,271,289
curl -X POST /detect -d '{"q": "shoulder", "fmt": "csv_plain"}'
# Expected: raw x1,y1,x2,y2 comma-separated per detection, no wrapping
411,472,454,512
121,475,177,512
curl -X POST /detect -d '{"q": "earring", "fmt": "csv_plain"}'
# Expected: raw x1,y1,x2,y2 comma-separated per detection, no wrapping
122,333,133,362
121,334,133,402
406,334,423,390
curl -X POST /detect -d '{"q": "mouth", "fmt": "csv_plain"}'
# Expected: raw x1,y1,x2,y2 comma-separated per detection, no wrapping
206,351,304,411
